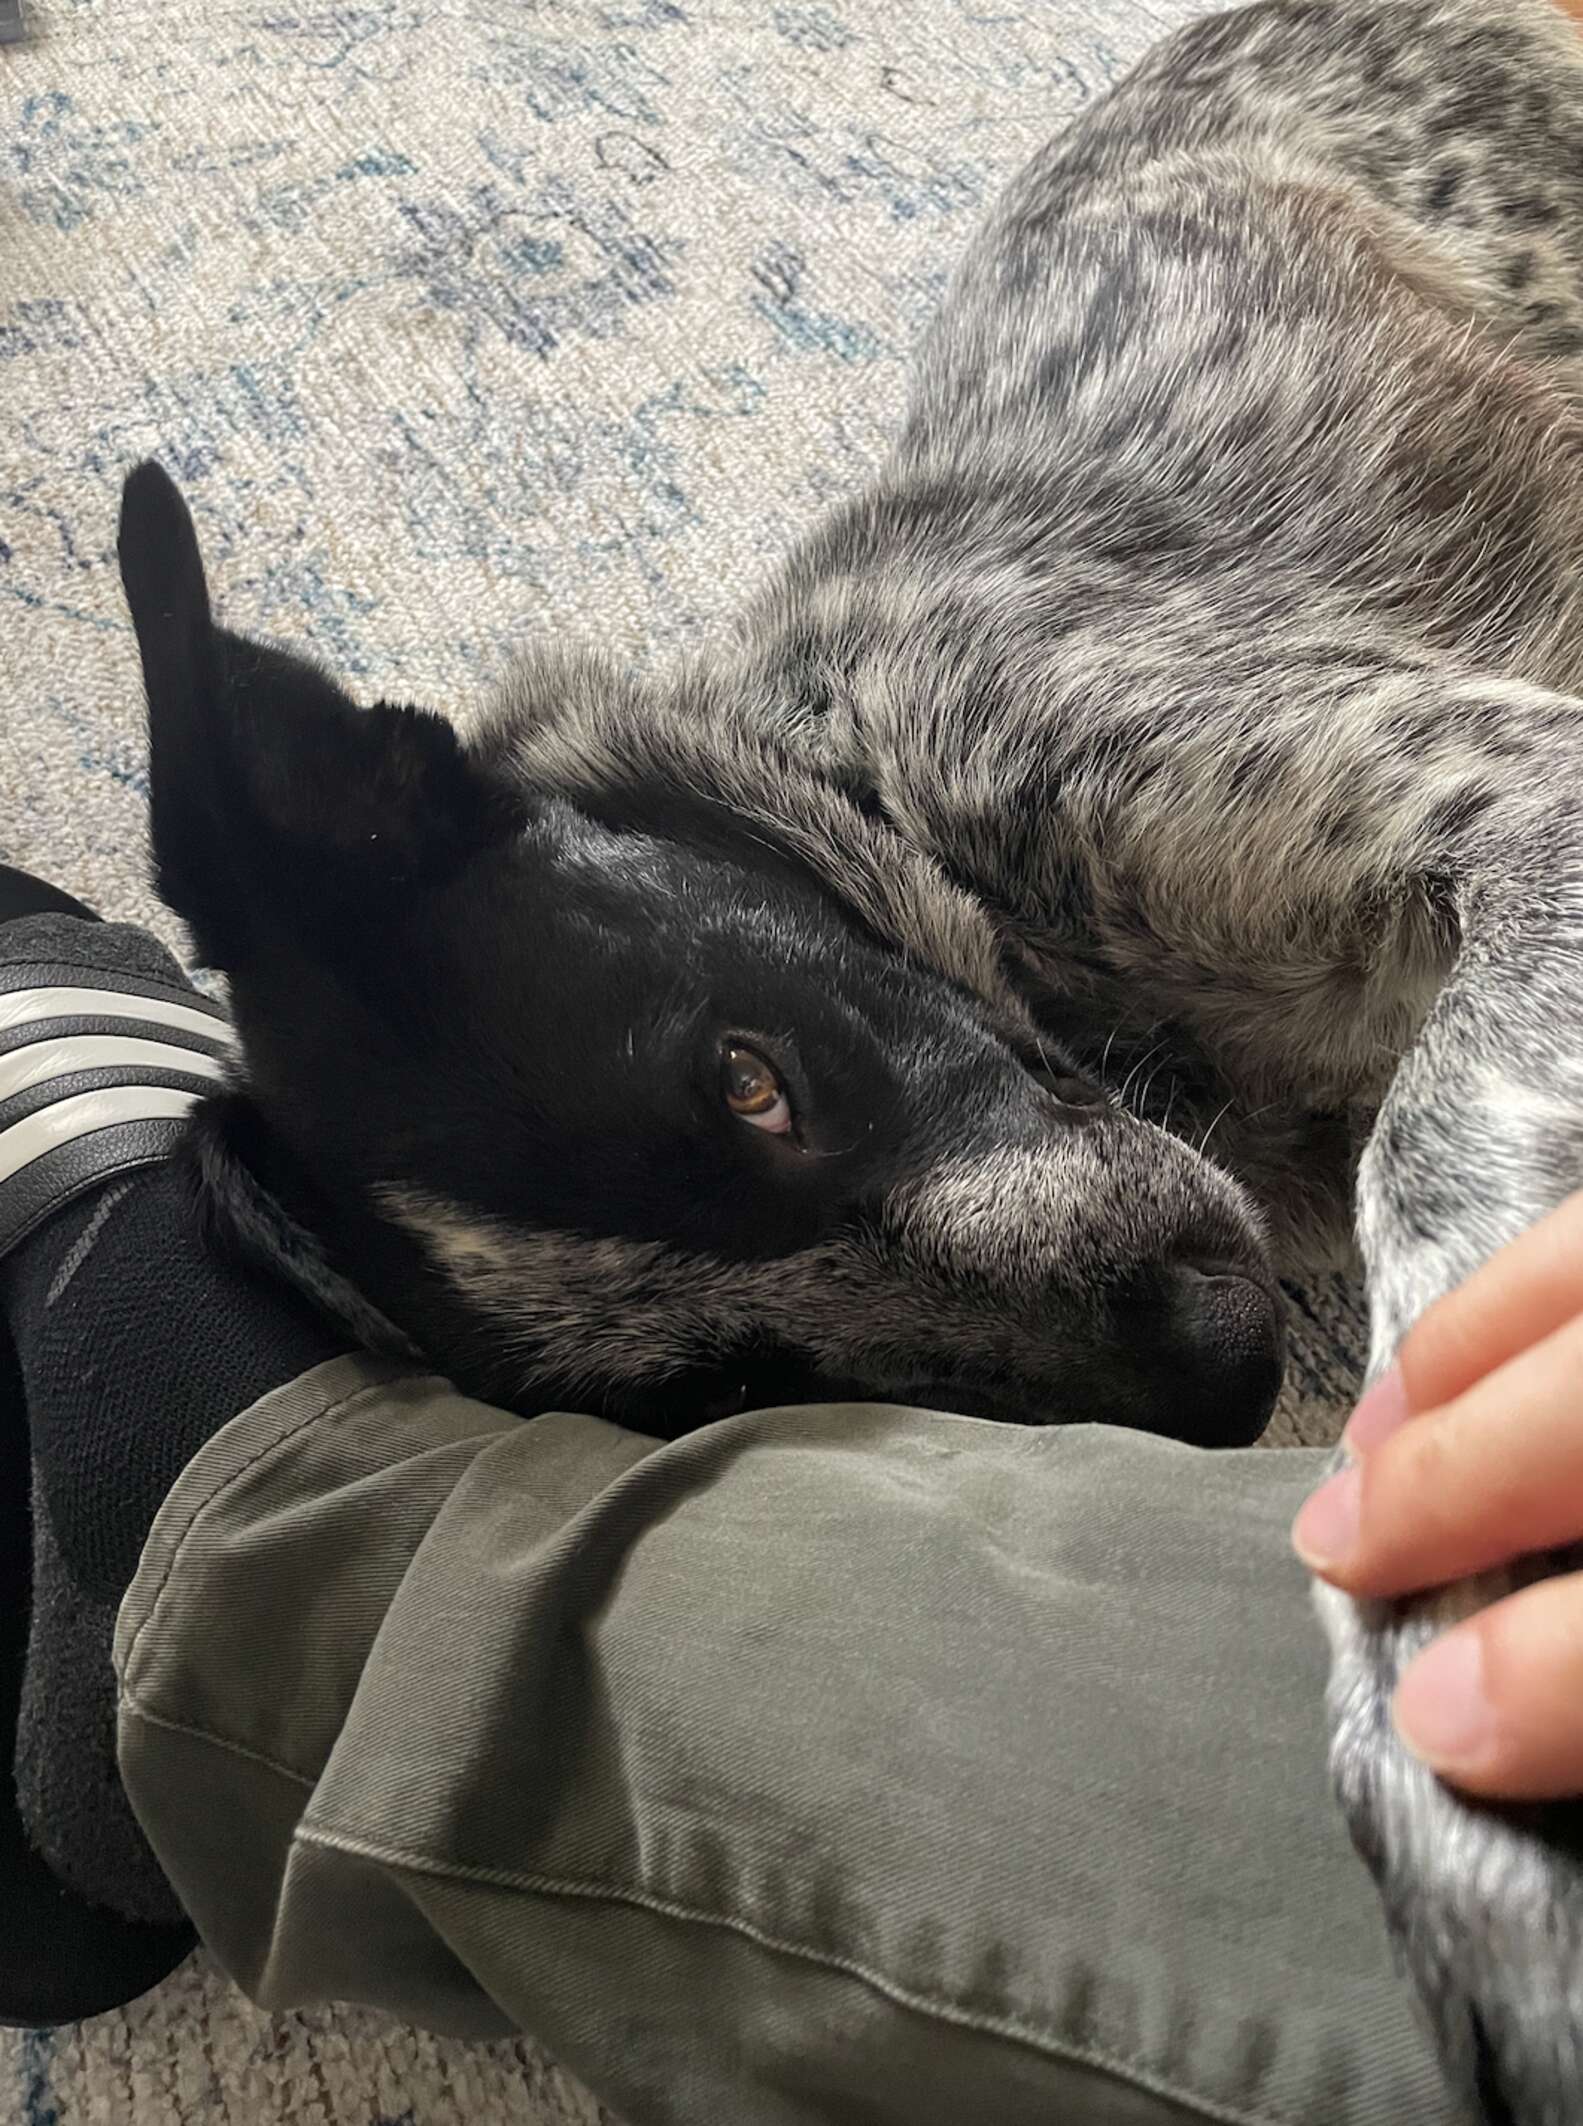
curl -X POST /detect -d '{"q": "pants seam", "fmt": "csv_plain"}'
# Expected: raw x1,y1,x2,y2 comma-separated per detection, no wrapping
118,1693,319,1793
294,1818,1305,2126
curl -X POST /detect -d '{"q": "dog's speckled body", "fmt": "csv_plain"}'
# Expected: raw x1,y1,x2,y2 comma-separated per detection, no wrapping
121,4,1583,2116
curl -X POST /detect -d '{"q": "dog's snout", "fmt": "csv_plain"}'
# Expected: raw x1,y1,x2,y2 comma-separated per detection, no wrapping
1123,1259,1284,1447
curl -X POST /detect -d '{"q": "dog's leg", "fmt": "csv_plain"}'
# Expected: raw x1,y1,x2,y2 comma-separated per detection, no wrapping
1322,697,1583,2123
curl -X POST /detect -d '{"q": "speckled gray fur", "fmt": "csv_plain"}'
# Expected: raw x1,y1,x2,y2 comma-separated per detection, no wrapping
473,4,1583,2115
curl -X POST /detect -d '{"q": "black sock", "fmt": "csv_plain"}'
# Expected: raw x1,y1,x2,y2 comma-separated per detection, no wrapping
4,1167,346,1919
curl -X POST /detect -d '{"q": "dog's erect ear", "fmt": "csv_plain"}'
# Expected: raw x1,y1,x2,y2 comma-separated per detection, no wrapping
119,461,517,971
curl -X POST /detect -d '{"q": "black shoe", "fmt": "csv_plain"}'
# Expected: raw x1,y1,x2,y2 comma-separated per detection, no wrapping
0,863,197,2025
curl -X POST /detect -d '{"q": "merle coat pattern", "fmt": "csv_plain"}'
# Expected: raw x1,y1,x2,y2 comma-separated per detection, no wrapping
119,3,1583,2118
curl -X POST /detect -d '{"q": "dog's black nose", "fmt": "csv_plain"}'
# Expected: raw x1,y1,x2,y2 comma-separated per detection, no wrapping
1138,1260,1285,1446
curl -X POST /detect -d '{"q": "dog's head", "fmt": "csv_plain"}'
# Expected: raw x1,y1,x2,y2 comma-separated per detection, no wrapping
119,460,1282,1443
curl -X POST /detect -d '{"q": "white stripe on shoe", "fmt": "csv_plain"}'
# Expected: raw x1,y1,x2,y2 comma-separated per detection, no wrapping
0,1088,205,1188
0,1036,229,1103
0,986,235,1047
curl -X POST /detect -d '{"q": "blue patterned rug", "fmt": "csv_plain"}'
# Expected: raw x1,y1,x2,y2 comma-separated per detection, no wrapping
0,0,1363,2117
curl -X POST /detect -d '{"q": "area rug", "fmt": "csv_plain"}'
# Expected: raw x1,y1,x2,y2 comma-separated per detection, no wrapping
0,0,1364,2117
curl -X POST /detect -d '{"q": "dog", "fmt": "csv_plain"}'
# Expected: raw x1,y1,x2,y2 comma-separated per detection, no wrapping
117,1,1583,2117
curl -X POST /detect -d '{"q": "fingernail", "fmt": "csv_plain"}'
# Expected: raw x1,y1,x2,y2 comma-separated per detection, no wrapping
1291,1463,1362,1570
1394,1631,1497,1770
1342,1368,1410,1457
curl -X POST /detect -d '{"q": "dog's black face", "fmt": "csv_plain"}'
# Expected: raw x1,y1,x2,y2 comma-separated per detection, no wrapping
120,461,1282,1443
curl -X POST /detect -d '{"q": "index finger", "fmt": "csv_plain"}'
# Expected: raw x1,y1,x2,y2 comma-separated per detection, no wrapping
1396,1189,1583,1415
1302,1306,1583,1599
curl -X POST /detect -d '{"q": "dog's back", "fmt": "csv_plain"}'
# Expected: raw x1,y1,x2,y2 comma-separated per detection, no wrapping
700,0,1583,1265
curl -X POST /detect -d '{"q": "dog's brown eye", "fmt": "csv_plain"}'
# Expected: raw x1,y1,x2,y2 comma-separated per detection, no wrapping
722,1044,793,1135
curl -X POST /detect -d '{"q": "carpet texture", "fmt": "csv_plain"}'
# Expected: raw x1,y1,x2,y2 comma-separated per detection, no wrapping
1,0,1365,2117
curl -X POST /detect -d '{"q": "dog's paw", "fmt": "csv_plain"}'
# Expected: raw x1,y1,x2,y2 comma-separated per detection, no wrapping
1316,1573,1583,2126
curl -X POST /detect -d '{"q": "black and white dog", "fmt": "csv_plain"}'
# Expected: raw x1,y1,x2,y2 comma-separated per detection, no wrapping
118,2,1583,2117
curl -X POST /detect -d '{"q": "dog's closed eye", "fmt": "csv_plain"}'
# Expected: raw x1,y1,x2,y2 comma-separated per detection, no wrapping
721,1042,793,1135
1023,1055,1106,1119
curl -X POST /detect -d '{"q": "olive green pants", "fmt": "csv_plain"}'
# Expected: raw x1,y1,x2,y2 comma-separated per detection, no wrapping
115,1356,1455,2125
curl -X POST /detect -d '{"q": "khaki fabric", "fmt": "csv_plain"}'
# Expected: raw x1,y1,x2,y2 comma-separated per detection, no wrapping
116,1357,1456,2126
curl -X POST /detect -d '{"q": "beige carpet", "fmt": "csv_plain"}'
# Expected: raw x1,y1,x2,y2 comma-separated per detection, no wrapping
1,0,1363,2117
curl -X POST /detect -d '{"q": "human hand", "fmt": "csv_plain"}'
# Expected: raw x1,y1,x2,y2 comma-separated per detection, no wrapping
1292,1190,1583,1802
